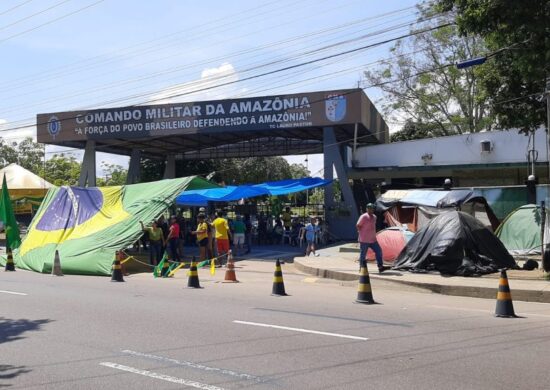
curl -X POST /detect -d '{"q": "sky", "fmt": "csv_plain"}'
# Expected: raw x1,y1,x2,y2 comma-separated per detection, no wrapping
0,0,420,178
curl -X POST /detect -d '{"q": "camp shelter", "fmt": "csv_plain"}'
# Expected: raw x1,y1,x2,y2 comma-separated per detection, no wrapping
0,176,216,276
376,189,499,232
0,163,53,214
496,204,542,255
175,177,332,206
393,211,516,276
366,227,414,262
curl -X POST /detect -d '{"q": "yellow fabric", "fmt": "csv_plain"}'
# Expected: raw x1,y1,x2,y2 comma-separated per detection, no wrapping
196,222,208,241
212,217,229,239
20,186,129,256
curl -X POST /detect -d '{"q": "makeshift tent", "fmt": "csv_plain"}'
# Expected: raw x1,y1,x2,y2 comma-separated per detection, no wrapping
175,177,332,206
496,204,542,255
393,211,516,276
376,189,499,232
0,163,53,214
366,227,414,262
0,176,217,276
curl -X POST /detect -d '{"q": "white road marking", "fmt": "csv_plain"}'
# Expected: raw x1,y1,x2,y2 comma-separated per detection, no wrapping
233,320,368,341
100,362,224,390
0,290,27,296
122,350,262,382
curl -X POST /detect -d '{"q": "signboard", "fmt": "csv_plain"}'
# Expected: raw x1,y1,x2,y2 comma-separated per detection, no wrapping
37,90,364,143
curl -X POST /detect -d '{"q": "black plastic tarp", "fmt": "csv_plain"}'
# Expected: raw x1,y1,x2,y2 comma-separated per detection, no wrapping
393,211,517,276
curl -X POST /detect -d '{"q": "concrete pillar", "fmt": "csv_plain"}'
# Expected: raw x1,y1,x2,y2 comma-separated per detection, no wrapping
78,140,96,187
126,149,141,184
323,126,360,240
163,154,175,179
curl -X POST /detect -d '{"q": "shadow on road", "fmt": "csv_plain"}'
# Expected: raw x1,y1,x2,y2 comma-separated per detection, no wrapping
0,317,52,344
0,365,31,387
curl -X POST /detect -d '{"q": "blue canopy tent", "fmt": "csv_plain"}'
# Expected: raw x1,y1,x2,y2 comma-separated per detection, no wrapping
175,177,332,206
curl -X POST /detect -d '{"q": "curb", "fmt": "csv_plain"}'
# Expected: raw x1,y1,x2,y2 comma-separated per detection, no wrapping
294,259,550,303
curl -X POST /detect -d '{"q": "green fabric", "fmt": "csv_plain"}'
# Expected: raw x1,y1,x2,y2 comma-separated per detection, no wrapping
0,176,21,249
232,220,246,234
495,204,542,255
145,226,163,241
7,176,217,275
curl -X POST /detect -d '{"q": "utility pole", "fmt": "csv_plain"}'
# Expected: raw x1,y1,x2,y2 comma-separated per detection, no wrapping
546,78,550,182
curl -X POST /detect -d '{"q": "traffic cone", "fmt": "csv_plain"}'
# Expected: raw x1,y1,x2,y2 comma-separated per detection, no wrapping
271,258,287,296
355,265,376,304
4,243,15,272
111,251,124,282
51,250,63,276
187,257,202,288
223,260,239,283
495,269,517,318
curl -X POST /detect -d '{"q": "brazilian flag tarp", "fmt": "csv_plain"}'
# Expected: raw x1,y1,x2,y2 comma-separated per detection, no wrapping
1,176,216,276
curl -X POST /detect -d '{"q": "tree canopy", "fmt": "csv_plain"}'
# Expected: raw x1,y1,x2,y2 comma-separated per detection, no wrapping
437,0,548,133
364,5,494,139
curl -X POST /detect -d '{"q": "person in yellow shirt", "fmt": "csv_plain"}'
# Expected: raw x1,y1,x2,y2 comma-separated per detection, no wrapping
191,214,209,262
212,211,231,266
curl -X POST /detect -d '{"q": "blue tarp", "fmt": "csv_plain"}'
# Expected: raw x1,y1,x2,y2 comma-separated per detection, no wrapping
175,177,332,206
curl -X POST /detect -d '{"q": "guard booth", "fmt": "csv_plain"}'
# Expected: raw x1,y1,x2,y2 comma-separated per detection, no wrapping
37,88,389,239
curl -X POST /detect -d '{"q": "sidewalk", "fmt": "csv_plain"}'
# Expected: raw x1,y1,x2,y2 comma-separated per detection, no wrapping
293,244,550,303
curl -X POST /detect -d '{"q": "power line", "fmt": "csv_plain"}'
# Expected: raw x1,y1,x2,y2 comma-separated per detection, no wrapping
0,0,34,17
0,0,72,32
0,0,104,44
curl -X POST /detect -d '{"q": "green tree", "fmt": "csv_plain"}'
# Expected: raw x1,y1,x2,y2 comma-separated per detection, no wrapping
0,137,44,172
364,5,494,137
97,162,127,186
390,120,440,142
437,0,548,132
41,154,81,186
217,157,293,185
0,139,18,168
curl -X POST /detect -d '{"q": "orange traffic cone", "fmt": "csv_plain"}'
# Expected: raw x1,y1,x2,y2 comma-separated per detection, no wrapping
111,251,124,282
271,258,287,296
187,257,202,288
355,265,376,304
495,269,517,318
4,243,15,272
223,261,239,283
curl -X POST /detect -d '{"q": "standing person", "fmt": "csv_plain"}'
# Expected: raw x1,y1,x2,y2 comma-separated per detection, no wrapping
231,215,246,257
191,214,208,262
140,220,164,266
157,215,169,252
206,213,216,260
356,203,389,273
177,212,186,259
166,216,181,262
212,211,231,266
303,217,320,256
282,207,292,232
244,214,252,254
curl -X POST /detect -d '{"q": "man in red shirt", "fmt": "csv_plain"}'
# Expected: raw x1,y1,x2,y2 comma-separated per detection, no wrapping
356,203,389,273
166,216,181,262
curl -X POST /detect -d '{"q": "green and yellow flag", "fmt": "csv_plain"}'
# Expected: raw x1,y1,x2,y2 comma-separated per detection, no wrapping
0,175,21,249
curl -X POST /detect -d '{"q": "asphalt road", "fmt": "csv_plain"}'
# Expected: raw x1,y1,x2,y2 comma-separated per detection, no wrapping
2,261,549,390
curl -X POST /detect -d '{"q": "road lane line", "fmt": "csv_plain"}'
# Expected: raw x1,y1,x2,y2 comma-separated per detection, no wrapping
100,362,224,390
122,350,262,382
0,290,27,296
233,320,368,341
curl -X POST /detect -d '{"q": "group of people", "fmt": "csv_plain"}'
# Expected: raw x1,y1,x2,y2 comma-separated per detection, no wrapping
140,209,253,267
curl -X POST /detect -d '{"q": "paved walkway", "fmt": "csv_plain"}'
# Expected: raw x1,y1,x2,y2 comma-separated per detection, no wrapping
293,244,550,303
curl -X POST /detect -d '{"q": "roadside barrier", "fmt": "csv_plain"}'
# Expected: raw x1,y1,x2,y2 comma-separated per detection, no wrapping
111,251,124,282
271,258,287,296
51,249,63,277
187,257,202,288
355,265,376,304
4,244,15,272
495,269,517,318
